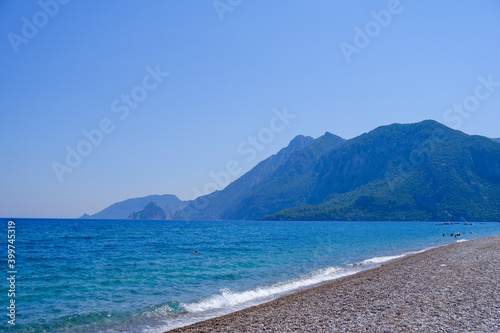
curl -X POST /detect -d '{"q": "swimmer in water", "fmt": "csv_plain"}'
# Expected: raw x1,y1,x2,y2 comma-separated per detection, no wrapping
192,250,198,254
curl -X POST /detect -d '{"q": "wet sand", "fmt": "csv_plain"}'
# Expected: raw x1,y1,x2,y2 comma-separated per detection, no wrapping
167,236,500,332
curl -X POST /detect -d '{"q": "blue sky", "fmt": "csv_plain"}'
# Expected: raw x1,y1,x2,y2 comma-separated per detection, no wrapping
1,0,499,218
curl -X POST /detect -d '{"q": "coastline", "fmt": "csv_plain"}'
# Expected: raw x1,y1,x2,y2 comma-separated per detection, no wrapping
166,236,500,332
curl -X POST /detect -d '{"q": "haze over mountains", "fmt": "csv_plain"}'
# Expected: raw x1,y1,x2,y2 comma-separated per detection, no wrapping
81,194,187,219
83,120,500,222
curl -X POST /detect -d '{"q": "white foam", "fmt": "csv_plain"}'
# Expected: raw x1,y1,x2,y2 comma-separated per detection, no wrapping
158,248,434,332
361,254,406,264
184,266,357,313
348,248,434,267
412,248,431,254
456,239,469,243
348,253,406,266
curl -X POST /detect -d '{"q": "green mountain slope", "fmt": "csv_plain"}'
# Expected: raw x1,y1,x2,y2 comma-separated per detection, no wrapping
265,121,500,221
221,132,346,219
83,121,498,221
175,134,320,220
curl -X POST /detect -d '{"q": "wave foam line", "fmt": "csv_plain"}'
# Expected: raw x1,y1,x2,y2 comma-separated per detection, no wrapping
359,253,407,265
184,266,357,313
348,253,406,267
348,247,435,267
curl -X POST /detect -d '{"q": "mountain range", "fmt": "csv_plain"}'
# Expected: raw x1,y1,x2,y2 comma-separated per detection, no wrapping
81,194,187,219
82,120,500,221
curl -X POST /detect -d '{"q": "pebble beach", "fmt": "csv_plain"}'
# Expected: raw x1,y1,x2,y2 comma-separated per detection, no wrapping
167,236,500,332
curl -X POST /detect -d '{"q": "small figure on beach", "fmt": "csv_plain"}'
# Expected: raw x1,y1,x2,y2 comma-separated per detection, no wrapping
192,250,198,254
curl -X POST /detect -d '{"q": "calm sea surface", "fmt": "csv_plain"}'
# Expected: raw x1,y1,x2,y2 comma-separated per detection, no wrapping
1,219,499,332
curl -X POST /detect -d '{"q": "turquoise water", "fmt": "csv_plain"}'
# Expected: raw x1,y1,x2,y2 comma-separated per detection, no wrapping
1,219,499,332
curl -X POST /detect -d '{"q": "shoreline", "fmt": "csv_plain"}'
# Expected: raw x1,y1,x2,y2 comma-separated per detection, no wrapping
166,236,500,332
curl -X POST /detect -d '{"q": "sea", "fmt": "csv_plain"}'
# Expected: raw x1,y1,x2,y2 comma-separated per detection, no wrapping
1,219,499,333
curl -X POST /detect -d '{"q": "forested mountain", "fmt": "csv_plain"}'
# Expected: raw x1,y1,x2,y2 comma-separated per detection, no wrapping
174,134,322,220
265,121,500,221
83,121,500,222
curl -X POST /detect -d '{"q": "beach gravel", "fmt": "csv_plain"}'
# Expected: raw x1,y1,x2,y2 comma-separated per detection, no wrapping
167,236,500,332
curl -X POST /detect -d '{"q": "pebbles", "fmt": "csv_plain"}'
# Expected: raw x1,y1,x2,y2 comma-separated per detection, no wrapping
167,236,500,332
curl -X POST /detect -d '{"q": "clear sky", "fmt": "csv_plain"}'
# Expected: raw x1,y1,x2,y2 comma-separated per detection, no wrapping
1,0,499,218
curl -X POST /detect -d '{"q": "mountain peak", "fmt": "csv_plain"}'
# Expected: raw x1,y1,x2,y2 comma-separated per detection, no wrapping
285,135,315,153
265,121,500,221
309,132,345,155
288,134,314,146
84,194,183,219
384,119,451,132
128,201,167,220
